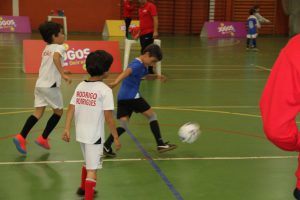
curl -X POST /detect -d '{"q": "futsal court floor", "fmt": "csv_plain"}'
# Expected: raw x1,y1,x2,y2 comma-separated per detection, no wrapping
0,32,297,200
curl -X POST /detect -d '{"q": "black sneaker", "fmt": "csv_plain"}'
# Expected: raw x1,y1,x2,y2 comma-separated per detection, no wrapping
103,146,116,158
157,142,177,153
76,187,98,196
294,188,300,200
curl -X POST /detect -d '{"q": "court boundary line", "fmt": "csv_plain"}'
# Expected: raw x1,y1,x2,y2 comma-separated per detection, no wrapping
0,155,297,166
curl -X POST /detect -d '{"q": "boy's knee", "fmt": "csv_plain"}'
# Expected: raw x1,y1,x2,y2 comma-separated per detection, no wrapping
54,109,63,116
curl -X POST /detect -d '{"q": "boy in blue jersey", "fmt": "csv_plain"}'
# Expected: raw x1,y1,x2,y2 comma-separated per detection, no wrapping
103,44,177,157
246,8,261,51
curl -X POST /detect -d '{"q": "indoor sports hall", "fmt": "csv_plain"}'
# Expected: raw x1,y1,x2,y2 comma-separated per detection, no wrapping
0,0,299,200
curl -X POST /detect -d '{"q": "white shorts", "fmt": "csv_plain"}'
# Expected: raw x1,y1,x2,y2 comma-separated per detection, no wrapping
247,33,258,39
34,87,63,109
80,143,104,170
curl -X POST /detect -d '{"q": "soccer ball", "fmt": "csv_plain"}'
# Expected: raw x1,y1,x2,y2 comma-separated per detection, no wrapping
178,122,201,143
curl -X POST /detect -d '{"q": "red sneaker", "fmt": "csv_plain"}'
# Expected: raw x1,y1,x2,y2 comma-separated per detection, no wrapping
13,134,27,155
35,135,50,150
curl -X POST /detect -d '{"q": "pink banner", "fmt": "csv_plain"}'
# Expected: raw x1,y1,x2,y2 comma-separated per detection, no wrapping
202,21,246,38
0,16,31,33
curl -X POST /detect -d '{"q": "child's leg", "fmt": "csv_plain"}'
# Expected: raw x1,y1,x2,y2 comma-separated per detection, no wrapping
142,109,165,146
20,107,45,138
80,143,102,199
35,108,63,150
13,107,45,154
246,38,251,48
104,118,128,149
41,108,63,139
85,171,97,200
252,38,257,48
80,165,87,190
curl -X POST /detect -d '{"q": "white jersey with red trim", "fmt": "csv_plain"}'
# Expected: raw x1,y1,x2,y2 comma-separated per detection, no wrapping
71,81,114,144
36,44,65,88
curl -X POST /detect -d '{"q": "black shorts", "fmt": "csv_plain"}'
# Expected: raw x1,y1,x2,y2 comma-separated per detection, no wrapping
117,98,151,119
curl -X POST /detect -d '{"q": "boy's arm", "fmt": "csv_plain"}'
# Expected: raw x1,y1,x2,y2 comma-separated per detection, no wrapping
104,110,121,151
145,74,166,81
109,68,132,88
62,104,75,142
53,52,72,84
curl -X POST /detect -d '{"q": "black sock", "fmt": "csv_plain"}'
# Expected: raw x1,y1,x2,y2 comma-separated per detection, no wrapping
104,127,125,148
246,38,250,47
150,120,164,146
20,115,38,138
42,114,61,139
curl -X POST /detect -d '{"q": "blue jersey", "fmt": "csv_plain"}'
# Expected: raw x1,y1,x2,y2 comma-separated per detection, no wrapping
247,15,258,35
117,58,148,100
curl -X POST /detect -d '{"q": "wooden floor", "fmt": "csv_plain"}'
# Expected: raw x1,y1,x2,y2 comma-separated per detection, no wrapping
0,32,298,200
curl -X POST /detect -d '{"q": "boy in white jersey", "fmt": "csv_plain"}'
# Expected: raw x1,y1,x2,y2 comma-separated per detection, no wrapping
62,50,121,200
103,44,177,158
13,21,71,155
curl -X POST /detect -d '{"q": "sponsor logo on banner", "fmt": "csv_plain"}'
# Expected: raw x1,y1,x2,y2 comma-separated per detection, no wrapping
205,21,246,38
217,23,236,36
23,40,122,73
0,17,16,31
63,44,90,70
0,16,31,33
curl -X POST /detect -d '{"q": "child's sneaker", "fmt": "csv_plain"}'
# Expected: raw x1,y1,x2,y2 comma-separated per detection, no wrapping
103,146,116,158
157,142,177,153
13,134,27,155
76,187,98,197
35,135,50,150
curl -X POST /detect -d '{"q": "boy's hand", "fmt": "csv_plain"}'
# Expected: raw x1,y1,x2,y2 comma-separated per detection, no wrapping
114,137,121,151
63,74,72,84
62,129,71,142
108,81,118,89
157,74,167,82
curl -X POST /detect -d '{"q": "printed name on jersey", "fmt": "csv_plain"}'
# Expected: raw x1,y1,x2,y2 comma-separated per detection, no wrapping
76,91,98,107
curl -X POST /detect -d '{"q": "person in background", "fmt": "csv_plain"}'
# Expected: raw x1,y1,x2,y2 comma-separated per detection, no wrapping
124,0,135,38
138,0,158,74
253,5,271,26
246,8,261,51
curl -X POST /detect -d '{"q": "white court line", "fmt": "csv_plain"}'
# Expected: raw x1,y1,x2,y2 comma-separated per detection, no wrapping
163,69,259,71
160,105,259,108
163,64,250,67
170,78,266,81
255,65,272,71
0,78,267,81
0,63,22,65
0,156,297,166
0,105,258,110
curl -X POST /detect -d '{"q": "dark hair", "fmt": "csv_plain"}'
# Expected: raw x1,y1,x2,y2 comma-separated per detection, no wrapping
253,5,260,10
85,50,113,76
249,8,256,15
38,21,63,44
142,44,163,61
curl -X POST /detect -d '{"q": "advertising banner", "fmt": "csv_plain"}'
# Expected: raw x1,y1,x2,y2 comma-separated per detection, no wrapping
0,16,31,33
23,40,122,73
201,21,246,38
